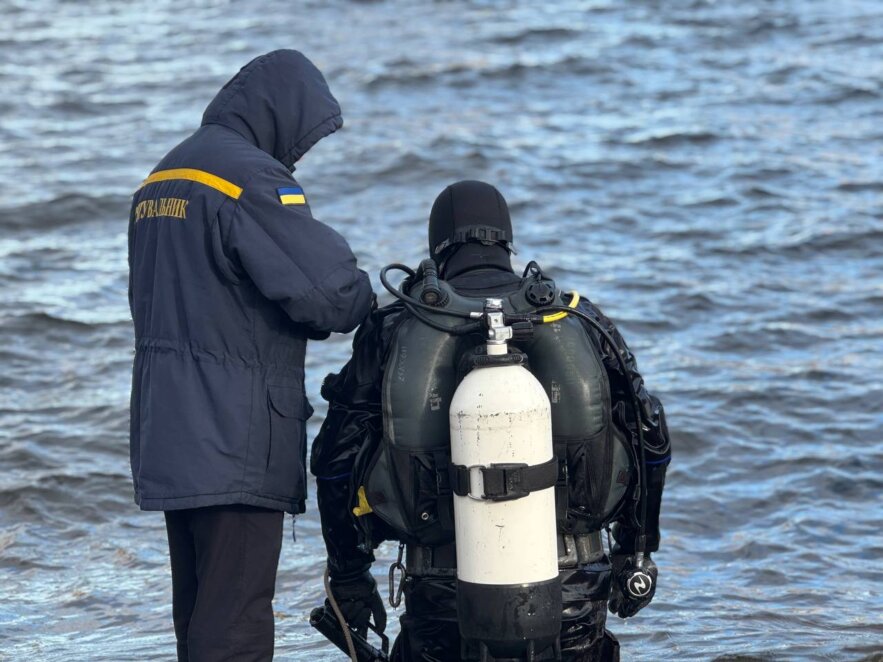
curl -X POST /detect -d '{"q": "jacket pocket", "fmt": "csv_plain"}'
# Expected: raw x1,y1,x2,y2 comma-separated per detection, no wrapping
264,384,311,501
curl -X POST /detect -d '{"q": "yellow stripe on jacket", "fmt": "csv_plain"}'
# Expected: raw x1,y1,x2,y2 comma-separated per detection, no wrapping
139,168,243,200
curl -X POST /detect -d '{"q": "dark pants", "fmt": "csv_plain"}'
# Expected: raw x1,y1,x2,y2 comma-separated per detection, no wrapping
164,505,284,662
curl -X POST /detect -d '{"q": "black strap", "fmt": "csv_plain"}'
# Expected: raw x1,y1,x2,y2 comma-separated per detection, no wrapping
433,225,514,255
449,457,558,502
433,450,454,530
555,457,568,521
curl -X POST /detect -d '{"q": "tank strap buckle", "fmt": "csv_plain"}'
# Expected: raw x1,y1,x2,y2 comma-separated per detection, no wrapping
449,457,558,502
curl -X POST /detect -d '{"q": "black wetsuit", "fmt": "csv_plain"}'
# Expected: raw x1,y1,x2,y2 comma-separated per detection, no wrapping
311,263,670,662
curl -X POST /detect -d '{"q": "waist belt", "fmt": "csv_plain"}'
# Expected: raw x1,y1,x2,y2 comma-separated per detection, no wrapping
405,541,457,577
557,531,604,568
405,531,603,576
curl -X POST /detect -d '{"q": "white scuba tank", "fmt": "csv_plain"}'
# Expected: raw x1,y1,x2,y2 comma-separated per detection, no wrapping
448,301,561,659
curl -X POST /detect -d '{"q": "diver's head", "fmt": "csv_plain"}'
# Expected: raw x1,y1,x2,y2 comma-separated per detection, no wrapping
428,180,515,279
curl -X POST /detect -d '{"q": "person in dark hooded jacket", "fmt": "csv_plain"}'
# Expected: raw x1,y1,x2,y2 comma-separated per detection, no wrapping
310,181,670,661
128,50,374,661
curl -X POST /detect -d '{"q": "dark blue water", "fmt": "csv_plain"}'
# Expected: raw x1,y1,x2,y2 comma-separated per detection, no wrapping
1,1,882,659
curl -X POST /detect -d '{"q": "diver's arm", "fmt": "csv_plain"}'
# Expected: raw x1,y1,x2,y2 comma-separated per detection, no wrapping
313,393,379,579
310,323,389,637
576,301,669,451
310,303,404,578
575,300,671,553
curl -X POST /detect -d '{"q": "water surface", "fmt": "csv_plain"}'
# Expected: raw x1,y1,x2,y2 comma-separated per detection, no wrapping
1,1,882,659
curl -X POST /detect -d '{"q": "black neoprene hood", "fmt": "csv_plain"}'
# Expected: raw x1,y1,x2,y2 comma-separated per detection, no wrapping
428,180,514,257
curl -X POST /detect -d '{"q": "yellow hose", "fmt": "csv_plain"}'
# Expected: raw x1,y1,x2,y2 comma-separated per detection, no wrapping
541,291,580,323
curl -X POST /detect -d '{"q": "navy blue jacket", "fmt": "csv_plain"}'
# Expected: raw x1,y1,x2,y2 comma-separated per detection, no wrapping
128,50,373,513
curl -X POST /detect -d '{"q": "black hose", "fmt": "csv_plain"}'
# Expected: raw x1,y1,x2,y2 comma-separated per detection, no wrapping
533,305,649,553
380,263,482,335
380,264,474,319
403,301,483,335
522,260,544,279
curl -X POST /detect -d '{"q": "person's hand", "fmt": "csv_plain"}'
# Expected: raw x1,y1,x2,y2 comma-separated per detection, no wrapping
609,553,658,618
326,570,387,637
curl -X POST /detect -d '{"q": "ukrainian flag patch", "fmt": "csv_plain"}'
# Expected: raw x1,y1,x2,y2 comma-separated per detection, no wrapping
277,186,306,205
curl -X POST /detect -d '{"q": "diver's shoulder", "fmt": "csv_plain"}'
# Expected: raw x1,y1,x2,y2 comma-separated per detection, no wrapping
374,300,406,321
371,300,407,334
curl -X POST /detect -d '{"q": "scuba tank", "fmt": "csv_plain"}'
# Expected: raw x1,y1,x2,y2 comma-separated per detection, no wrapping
449,298,561,661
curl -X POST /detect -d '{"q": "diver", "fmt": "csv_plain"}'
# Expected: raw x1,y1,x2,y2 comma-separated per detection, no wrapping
310,180,671,661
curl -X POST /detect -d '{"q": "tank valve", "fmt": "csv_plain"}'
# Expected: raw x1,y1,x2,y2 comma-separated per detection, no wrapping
483,298,512,353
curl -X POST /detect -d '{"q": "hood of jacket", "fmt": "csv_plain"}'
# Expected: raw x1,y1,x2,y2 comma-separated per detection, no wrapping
201,49,343,168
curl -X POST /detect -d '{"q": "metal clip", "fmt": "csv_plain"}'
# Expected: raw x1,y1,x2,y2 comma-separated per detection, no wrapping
388,543,406,608
466,464,486,501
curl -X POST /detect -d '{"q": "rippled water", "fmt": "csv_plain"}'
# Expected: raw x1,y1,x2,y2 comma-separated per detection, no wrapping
1,1,882,660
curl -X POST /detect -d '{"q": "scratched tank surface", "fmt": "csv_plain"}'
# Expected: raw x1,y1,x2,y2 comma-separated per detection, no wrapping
1,1,881,660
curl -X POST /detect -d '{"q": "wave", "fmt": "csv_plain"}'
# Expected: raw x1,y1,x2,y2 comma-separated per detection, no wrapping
363,54,614,89
0,193,129,232
490,27,581,45
620,129,720,147
837,181,883,193
1,311,103,332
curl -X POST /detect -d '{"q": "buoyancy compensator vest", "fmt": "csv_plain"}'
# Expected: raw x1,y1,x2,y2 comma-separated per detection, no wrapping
351,263,634,550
